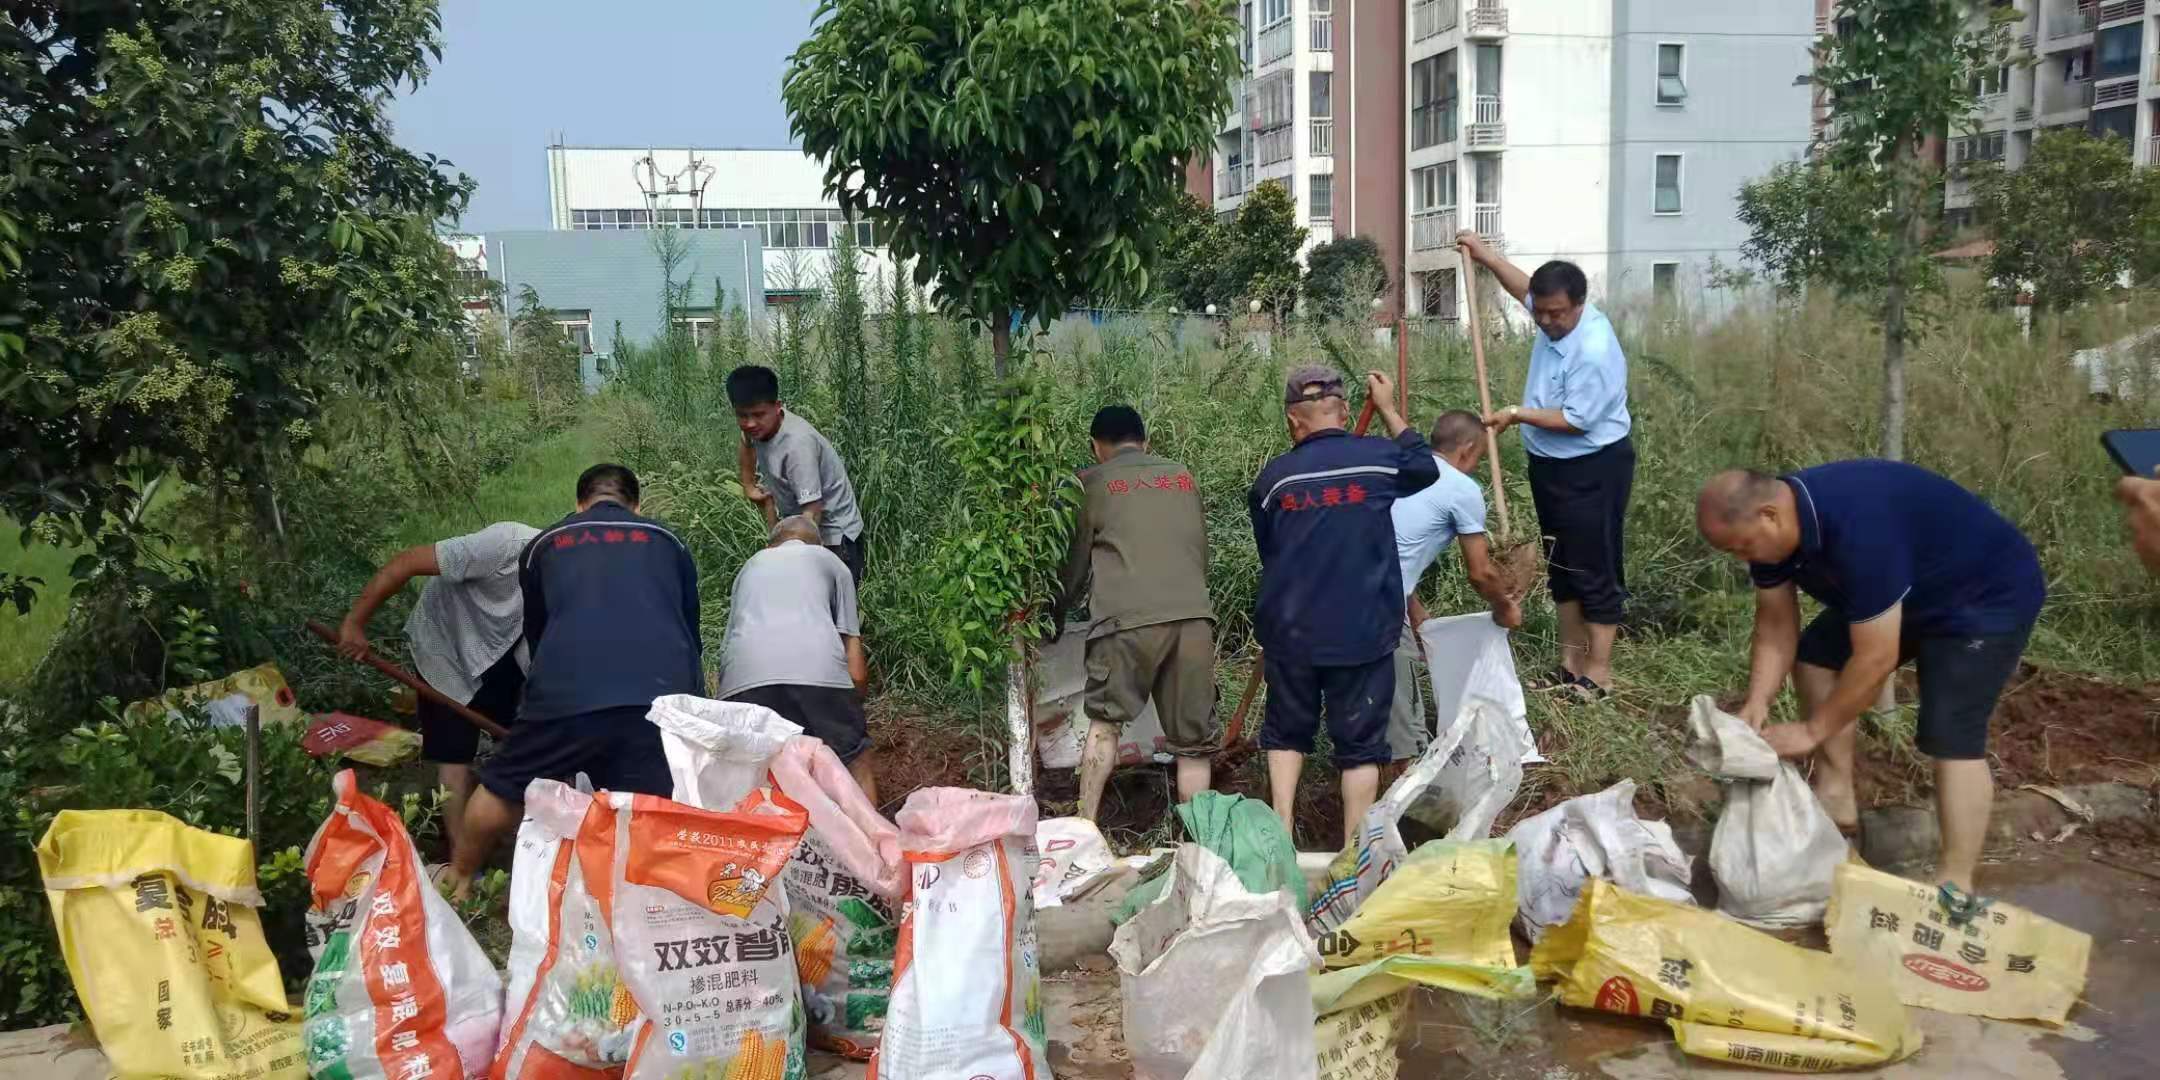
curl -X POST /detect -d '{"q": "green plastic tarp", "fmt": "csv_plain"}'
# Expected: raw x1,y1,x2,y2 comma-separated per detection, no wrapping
1112,790,1306,925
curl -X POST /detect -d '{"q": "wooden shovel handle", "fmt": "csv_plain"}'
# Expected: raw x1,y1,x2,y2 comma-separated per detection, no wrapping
304,620,509,738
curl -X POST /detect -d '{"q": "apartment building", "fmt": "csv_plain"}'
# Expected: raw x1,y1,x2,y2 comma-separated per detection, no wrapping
1194,1,1815,320
1943,0,2160,228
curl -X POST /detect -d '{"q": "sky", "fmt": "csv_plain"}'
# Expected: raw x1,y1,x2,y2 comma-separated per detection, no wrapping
387,1,818,232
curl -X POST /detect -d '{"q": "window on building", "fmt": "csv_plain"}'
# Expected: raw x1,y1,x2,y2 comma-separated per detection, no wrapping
1249,70,1294,131
1413,162,1457,212
1652,262,1678,305
1656,43,1687,105
1240,2,1252,63
1653,154,1683,215
1417,269,1458,319
1310,173,1333,221
1259,0,1288,26
1969,63,2010,98
1310,71,1332,119
1411,50,1459,149
674,314,716,347
1953,130,2008,165
2099,24,2142,81
2091,104,2137,141
554,314,594,354
1473,43,1502,99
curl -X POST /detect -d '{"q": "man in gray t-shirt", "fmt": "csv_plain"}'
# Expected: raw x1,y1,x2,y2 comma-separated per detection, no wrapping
719,516,876,800
338,520,539,855
726,364,867,584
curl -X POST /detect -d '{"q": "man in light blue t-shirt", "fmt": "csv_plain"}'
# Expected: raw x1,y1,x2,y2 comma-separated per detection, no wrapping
1386,411,1523,761
1460,231,1633,699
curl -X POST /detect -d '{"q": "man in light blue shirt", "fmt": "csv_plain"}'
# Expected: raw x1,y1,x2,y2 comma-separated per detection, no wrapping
1386,410,1522,761
1459,232,1634,698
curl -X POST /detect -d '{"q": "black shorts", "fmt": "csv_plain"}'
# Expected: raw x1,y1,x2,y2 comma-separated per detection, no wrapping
476,705,672,802
829,536,865,586
727,683,871,763
1526,436,1635,624
1796,612,2032,761
418,648,524,765
1260,652,1394,767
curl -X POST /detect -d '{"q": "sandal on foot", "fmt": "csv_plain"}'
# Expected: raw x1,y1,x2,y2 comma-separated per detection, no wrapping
1527,667,1577,692
1936,882,1995,929
1562,673,1612,703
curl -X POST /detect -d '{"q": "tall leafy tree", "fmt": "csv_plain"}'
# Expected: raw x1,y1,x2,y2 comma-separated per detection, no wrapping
783,0,1241,375
1971,129,2160,315
1155,191,1232,312
1740,0,2008,460
1303,234,1388,321
1224,179,1306,318
0,2,471,595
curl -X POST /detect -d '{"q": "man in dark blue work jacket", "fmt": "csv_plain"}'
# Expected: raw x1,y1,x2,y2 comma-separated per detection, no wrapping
1250,365,1438,847
444,463,702,898
1698,461,2044,916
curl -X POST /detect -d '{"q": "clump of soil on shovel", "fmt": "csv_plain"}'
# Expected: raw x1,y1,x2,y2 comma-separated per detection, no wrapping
1498,538,1545,600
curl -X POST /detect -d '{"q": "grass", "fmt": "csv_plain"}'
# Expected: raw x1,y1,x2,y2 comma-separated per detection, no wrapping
0,530,84,685
383,421,606,549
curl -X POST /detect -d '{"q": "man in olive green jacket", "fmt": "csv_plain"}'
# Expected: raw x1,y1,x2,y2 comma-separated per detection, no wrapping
1050,405,1217,820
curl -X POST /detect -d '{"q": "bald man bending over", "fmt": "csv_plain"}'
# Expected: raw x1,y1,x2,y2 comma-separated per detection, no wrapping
1695,461,2043,915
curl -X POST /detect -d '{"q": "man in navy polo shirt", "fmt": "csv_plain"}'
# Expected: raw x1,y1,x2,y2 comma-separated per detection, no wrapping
1250,365,1437,845
443,463,701,897
1696,461,2045,902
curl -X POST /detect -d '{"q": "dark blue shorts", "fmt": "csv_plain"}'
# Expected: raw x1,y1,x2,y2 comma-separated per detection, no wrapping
725,683,871,763
1796,612,2032,761
477,704,672,802
1260,652,1394,767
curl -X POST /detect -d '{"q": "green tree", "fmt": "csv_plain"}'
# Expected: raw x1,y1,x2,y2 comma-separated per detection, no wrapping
826,225,871,453
783,0,1241,376
0,1,471,599
1740,1,2009,460
1971,129,2160,314
1155,191,1232,312
1303,234,1388,321
1224,179,1306,318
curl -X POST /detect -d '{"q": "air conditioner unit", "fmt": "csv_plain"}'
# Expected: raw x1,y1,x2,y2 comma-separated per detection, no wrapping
2014,105,2033,121
2019,32,2037,49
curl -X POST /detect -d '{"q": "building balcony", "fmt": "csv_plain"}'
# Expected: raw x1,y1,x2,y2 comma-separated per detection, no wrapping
1466,94,1505,149
1308,218,1335,247
2042,78,2097,117
1255,126,1293,168
2147,135,2160,165
1215,163,1252,200
1473,202,1502,245
2099,0,2145,26
2047,4,2096,41
1310,12,1333,52
1311,118,1335,157
1466,0,1508,39
1412,208,1458,252
1414,0,1460,42
1258,19,1293,67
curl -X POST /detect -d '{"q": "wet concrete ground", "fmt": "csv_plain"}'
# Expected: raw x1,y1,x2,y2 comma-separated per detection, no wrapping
1397,851,2160,1079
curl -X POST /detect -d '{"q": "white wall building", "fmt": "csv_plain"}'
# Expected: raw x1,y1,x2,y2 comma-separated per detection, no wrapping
544,145,898,303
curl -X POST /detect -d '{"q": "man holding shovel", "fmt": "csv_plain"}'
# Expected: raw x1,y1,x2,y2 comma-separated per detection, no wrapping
1387,409,1523,763
1458,232,1633,699
1250,367,1437,844
1696,462,2044,910
338,520,539,857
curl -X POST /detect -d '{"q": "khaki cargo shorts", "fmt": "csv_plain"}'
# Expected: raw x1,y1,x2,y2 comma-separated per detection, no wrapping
1083,618,1218,757
1389,619,1430,761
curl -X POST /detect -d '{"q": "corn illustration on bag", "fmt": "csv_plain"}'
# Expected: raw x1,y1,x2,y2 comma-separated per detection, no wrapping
783,832,895,1059
302,770,504,1080
869,789,1047,1080
1826,862,2092,1026
494,779,638,1080
1531,880,1920,1072
37,809,305,1080
599,788,811,1080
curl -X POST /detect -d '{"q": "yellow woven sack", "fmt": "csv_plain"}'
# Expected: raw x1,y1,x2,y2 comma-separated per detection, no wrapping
1531,879,1920,1072
1826,862,2091,1025
1313,838,1518,971
124,662,305,727
37,809,303,1080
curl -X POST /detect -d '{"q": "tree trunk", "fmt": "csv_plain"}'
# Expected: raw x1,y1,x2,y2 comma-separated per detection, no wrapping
991,317,1011,379
1879,142,1915,465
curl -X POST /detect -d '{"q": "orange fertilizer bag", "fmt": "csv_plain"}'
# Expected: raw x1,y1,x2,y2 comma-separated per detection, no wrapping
302,770,504,1080
595,788,812,1080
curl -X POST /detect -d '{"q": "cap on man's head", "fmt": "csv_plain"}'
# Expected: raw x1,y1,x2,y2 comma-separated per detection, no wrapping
1284,364,1345,406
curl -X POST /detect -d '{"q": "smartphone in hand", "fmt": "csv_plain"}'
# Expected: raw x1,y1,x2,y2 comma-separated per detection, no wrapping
2104,430,2160,477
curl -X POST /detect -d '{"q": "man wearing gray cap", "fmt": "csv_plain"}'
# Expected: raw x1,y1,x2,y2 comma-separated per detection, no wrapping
1248,365,1439,844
